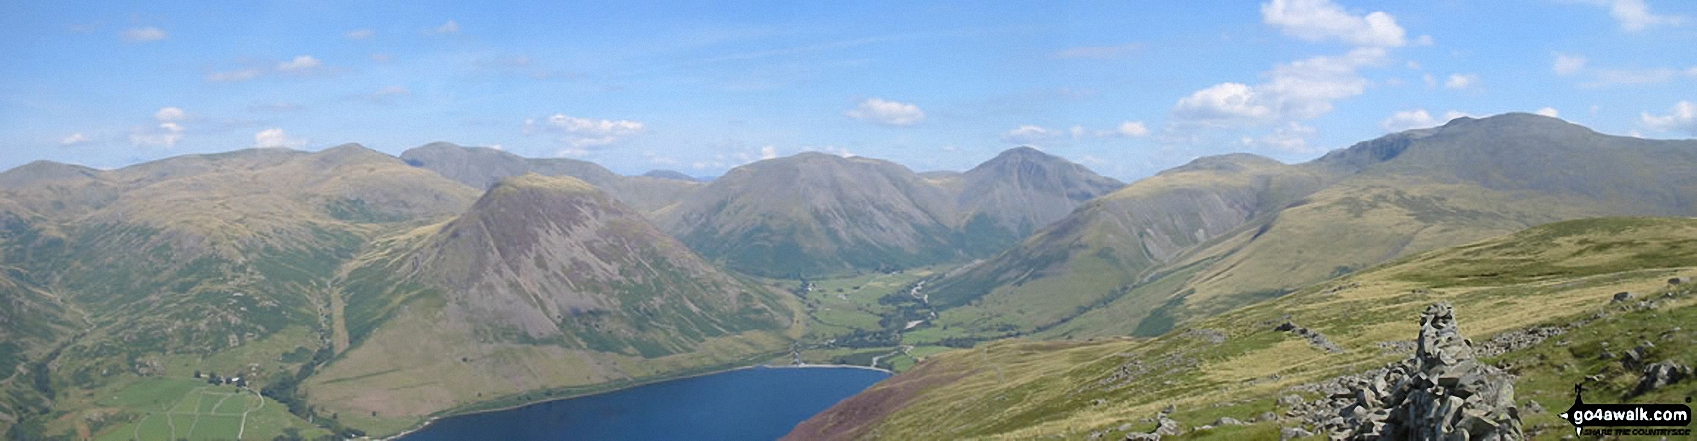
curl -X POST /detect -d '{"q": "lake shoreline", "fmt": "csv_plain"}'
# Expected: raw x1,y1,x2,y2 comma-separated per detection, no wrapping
381,362,890,440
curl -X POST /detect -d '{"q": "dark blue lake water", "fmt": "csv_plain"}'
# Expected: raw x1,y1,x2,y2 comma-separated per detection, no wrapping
399,366,888,441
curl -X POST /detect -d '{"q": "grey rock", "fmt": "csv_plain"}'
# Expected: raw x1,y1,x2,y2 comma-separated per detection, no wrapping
1613,291,1635,303
1123,433,1160,441
1632,361,1693,396
1154,414,1182,436
1258,411,1279,422
1280,426,1313,441
1213,416,1246,426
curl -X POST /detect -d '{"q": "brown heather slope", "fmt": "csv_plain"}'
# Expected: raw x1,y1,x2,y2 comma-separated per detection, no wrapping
304,174,799,434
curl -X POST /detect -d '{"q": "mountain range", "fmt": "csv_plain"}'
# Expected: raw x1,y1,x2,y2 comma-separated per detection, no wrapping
921,113,1697,344
2,112,1695,439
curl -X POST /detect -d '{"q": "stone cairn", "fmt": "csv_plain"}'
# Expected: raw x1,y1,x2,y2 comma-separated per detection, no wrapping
1303,302,1524,440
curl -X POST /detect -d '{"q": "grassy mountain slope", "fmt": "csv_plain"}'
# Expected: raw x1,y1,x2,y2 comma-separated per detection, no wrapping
400,142,704,213
924,153,1328,338
790,216,1697,440
659,152,962,278
928,114,1697,340
303,174,800,436
0,145,480,439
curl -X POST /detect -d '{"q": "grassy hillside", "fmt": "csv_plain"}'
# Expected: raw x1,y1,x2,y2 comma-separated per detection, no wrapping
789,216,1697,440
926,113,1697,343
0,145,480,439
301,174,801,437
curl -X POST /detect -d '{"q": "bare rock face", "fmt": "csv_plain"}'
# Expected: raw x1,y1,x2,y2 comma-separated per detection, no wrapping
1303,303,1524,440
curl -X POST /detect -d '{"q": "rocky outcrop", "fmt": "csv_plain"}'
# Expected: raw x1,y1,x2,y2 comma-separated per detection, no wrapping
1296,303,1524,440
1275,320,1343,353
1631,361,1693,397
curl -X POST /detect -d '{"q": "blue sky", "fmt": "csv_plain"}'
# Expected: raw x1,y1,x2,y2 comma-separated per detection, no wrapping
3,0,1695,180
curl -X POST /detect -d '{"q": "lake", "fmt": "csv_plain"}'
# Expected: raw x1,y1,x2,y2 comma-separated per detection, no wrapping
399,366,889,441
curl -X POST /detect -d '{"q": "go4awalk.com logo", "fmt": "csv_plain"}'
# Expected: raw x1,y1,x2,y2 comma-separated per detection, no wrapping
1558,384,1691,437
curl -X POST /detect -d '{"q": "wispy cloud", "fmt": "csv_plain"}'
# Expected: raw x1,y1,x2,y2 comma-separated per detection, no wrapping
60,133,90,146
425,20,459,35
1051,43,1141,59
122,26,167,42
344,29,374,40
1642,101,1697,134
130,107,188,148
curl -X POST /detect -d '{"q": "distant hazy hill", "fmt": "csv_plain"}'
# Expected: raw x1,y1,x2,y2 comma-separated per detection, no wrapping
926,113,1697,340
642,169,699,181
304,174,795,424
790,216,1697,439
400,143,703,213
659,148,1122,277
951,146,1124,254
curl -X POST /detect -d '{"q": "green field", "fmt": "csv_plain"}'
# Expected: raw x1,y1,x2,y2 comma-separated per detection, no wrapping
88,377,328,441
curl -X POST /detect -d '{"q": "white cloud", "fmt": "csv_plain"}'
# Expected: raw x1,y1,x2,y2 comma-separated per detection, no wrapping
345,29,374,40
1174,83,1271,123
371,53,393,63
1535,107,1561,118
845,98,925,126
428,20,460,35
1381,109,1436,132
60,133,89,146
155,107,187,122
1246,122,1320,153
1604,0,1685,31
1444,73,1479,90
1051,43,1142,59
131,107,188,148
821,146,856,158
760,145,778,160
276,55,322,72
1380,109,1475,132
122,26,167,42
526,114,645,147
205,68,262,82
1642,101,1697,134
1001,125,1061,145
253,128,306,148
1260,0,1406,47
1070,125,1088,139
1174,48,1385,126
1115,121,1150,137
1553,54,1588,75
